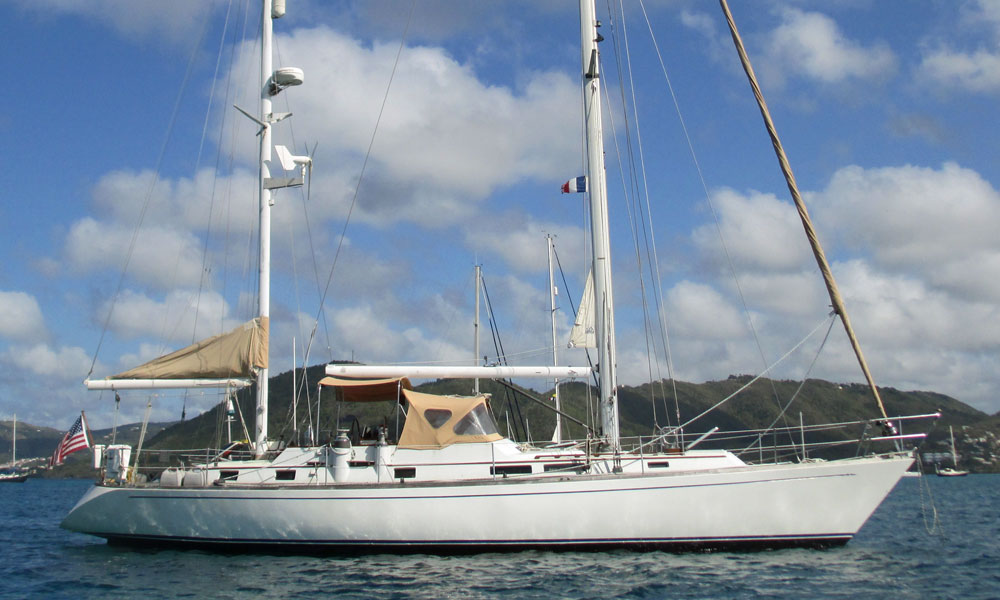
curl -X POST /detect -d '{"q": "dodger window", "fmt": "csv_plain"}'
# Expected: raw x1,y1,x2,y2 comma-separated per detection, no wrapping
424,409,452,429
454,403,499,437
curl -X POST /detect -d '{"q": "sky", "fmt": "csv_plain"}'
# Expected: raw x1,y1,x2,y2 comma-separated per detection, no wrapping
2,0,1000,431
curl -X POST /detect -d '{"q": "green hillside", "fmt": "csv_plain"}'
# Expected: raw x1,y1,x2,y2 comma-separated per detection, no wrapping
9,365,1000,476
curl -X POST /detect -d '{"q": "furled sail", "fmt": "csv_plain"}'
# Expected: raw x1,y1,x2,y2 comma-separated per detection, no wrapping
86,317,268,389
568,269,596,349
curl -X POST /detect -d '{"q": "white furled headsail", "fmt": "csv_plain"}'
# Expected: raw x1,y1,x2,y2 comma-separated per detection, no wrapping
86,317,268,389
568,270,596,349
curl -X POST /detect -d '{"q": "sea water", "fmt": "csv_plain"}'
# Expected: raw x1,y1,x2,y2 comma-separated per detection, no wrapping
1,476,997,599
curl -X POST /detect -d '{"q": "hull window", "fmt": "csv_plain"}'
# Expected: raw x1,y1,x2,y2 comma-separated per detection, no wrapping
491,464,533,476
393,467,416,480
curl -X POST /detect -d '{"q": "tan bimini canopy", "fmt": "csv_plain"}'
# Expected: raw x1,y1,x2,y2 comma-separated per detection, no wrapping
318,376,412,403
317,378,503,449
110,317,269,380
398,389,502,450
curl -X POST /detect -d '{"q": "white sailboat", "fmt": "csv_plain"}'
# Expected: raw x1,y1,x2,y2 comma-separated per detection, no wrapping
63,0,936,551
1,414,28,483
936,426,968,477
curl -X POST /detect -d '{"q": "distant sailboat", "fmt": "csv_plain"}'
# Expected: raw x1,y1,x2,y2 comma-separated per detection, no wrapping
936,426,968,477
1,415,28,483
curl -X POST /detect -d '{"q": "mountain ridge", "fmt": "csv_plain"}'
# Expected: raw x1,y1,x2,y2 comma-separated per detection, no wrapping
13,365,999,475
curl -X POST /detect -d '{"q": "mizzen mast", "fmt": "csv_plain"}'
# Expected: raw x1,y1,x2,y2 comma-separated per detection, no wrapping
253,0,277,457
253,0,307,455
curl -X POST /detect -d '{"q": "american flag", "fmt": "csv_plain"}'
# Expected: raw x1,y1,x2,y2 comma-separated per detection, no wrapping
50,413,90,466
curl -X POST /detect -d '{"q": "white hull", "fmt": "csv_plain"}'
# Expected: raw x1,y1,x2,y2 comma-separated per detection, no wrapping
62,453,912,551
935,467,968,477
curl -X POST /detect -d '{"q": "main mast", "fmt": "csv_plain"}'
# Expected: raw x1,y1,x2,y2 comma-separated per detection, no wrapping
579,0,620,450
255,0,275,456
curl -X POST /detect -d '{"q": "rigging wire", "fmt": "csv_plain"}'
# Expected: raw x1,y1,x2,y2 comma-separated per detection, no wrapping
181,0,239,421
272,30,334,366
601,0,671,430
736,313,838,458
268,35,322,438
550,243,600,435
289,1,417,440
86,10,216,379
550,248,599,431
675,313,839,433
631,0,792,430
480,274,527,442
612,0,681,428
300,0,417,380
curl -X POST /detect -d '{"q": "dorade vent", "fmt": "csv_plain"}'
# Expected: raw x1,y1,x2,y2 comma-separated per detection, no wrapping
275,470,296,481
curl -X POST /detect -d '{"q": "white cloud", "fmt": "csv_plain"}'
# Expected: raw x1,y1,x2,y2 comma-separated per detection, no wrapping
466,214,586,273
680,10,715,41
65,217,207,290
103,289,238,345
18,0,222,43
812,162,1000,302
916,0,1000,94
64,167,259,291
691,188,813,274
323,266,578,373
665,281,747,340
762,8,896,88
0,291,47,342
919,48,1000,94
327,304,468,365
679,9,732,66
2,343,91,379
91,168,257,236
729,271,827,319
249,26,579,226
835,260,1000,354
658,163,1000,413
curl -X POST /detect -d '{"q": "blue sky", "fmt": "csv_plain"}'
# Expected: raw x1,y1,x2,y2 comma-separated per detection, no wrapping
3,0,1000,430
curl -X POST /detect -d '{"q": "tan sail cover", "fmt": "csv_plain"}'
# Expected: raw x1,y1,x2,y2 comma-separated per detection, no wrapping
110,317,269,380
398,389,502,449
568,269,596,348
318,376,412,403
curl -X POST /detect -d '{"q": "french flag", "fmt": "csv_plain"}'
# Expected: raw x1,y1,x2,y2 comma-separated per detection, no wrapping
561,176,587,194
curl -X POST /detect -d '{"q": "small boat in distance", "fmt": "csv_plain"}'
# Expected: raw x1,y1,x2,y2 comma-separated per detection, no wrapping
1,415,28,483
936,426,968,477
